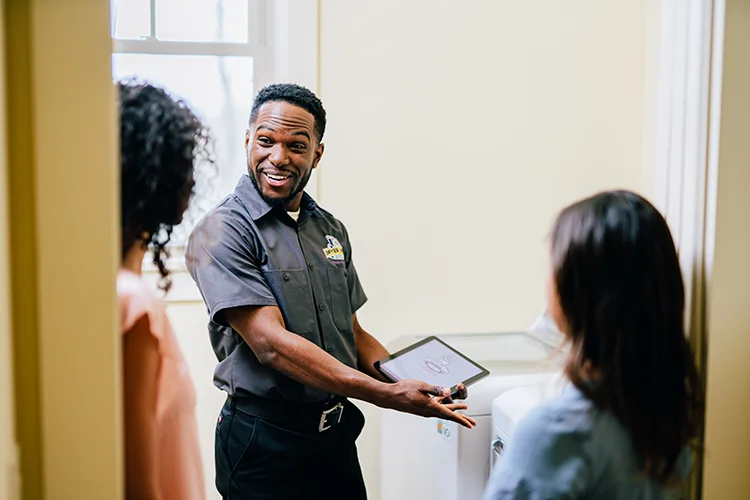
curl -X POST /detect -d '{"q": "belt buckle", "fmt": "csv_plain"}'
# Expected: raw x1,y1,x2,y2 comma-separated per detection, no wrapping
318,402,345,432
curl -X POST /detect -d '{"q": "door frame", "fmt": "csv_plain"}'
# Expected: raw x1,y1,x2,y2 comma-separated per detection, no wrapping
0,0,20,497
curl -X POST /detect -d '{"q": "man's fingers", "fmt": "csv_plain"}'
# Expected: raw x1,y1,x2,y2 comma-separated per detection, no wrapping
439,384,468,404
420,383,449,398
408,381,474,428
448,412,475,429
434,402,476,429
454,383,469,400
443,403,468,412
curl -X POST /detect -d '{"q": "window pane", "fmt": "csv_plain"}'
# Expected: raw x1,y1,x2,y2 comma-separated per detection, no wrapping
156,0,248,43
111,0,151,40
113,53,254,246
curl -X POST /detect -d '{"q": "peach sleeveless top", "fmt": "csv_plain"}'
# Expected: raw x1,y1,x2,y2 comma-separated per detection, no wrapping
118,269,205,500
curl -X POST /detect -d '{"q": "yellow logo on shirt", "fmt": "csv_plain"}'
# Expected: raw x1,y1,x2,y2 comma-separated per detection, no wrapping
323,235,345,261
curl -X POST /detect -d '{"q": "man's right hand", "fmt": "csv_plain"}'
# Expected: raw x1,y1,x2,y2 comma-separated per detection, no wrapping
377,379,477,429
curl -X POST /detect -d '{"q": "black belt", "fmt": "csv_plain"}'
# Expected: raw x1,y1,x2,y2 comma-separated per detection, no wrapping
227,394,348,434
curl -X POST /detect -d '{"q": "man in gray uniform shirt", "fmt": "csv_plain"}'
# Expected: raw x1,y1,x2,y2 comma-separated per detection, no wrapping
187,83,475,500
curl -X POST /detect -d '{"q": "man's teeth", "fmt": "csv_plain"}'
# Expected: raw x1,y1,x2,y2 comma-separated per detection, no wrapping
266,173,289,181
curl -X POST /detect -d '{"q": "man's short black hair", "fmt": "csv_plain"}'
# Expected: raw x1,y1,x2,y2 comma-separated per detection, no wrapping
248,83,327,141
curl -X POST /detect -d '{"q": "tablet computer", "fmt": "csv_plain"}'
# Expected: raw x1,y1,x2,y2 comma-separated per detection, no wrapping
374,336,490,395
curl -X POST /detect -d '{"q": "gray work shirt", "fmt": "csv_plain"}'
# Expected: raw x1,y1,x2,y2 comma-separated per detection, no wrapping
186,175,368,402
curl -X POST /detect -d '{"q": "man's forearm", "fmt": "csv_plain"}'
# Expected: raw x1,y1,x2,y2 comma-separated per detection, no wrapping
225,306,478,429
262,327,385,400
352,313,391,381
227,306,392,405
355,330,390,381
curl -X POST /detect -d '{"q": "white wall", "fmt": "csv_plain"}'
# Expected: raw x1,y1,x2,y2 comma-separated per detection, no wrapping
318,2,652,498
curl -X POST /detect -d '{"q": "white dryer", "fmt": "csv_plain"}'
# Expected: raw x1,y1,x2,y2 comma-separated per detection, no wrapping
379,331,564,500
489,374,567,468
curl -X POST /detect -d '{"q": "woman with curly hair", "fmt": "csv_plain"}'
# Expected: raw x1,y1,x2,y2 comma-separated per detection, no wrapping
118,80,211,500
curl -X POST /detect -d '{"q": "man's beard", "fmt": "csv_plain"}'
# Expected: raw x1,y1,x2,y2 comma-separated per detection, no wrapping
249,168,313,208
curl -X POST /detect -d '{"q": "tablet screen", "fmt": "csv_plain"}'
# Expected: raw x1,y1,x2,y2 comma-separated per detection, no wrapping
377,337,488,388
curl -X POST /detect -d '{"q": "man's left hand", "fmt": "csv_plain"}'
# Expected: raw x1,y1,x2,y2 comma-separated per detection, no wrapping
438,383,468,405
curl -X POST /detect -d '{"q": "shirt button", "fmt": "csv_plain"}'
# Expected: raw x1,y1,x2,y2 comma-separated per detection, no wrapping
326,346,333,353
308,263,315,271
318,303,325,311
282,273,290,281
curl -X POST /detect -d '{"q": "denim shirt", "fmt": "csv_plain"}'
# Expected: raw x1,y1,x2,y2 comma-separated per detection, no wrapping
484,385,691,500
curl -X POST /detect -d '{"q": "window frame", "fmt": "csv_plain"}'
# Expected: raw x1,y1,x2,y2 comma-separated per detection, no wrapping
112,0,264,55
111,0,320,277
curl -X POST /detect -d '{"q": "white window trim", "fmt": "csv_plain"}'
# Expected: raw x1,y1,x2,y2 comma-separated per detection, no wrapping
653,0,715,337
652,0,724,497
112,0,320,99
112,0,267,52
132,0,320,301
113,39,255,57
266,0,319,91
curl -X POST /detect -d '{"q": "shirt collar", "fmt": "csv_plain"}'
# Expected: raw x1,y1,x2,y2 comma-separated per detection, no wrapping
234,174,321,221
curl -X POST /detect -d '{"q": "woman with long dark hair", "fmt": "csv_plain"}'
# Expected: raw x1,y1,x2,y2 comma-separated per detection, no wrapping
118,80,211,499
485,190,703,499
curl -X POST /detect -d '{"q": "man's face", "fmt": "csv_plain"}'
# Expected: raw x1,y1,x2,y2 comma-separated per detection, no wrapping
245,101,324,209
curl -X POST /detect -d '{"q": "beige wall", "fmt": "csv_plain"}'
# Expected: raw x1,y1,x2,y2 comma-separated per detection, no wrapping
319,0,651,342
0,1,20,498
5,0,122,498
31,1,122,496
0,1,671,499
6,0,44,495
317,1,652,498
154,3,656,498
702,0,750,497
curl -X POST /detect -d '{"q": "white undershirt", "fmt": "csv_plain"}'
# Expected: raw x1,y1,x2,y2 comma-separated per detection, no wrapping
287,209,300,222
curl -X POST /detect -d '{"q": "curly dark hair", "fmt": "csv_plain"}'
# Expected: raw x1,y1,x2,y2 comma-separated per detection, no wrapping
119,80,212,291
248,83,327,141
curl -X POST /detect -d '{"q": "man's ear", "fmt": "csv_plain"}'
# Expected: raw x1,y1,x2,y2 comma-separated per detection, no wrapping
313,142,325,169
245,129,251,150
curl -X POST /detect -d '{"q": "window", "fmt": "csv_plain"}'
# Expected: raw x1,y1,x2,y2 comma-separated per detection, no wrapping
112,0,319,255
111,0,269,248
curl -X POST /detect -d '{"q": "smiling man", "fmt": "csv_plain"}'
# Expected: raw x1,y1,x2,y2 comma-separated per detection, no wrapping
186,84,474,500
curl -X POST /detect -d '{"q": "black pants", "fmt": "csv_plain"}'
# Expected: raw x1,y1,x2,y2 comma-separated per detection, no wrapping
215,398,367,500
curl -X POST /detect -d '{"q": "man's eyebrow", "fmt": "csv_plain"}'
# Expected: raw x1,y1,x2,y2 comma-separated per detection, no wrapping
256,125,311,140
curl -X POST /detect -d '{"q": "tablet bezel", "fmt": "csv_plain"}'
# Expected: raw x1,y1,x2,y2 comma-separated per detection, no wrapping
373,335,490,389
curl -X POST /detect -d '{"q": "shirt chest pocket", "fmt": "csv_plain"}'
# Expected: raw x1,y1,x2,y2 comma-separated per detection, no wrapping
263,269,318,340
326,267,353,332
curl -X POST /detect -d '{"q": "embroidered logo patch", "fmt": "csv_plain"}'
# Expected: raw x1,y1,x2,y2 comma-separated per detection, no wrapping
323,235,345,261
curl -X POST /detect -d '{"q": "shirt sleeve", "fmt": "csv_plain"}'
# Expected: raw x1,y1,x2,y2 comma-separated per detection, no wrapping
185,208,277,326
484,406,591,500
341,223,367,313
